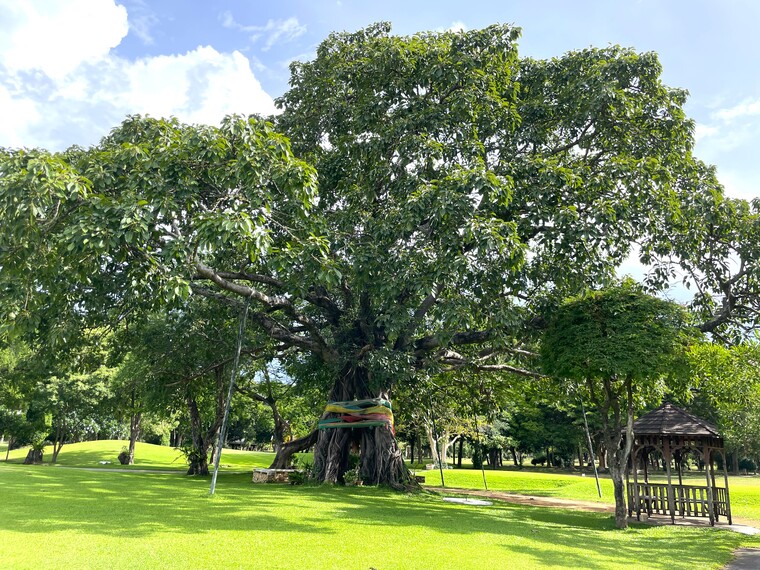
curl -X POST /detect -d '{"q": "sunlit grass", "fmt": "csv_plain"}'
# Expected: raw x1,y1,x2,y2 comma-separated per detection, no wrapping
2,440,275,471
0,463,756,569
420,466,760,526
7,440,760,528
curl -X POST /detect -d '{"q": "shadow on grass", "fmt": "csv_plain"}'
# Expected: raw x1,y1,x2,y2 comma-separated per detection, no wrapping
0,465,748,569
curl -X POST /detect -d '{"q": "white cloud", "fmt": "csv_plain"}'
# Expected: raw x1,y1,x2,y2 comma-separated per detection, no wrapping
0,1,276,151
0,0,128,79
692,96,760,201
712,97,760,122
0,83,40,147
222,12,307,52
95,47,277,125
714,169,760,201
693,123,718,143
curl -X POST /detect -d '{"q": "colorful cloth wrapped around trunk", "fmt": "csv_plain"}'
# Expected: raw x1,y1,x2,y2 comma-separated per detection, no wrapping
318,398,394,435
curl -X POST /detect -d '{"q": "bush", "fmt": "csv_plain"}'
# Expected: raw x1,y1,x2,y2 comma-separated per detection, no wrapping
288,470,307,485
117,446,130,465
531,455,547,467
342,466,361,486
289,456,314,485
141,418,173,446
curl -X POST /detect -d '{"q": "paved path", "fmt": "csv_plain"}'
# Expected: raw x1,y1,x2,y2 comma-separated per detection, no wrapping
428,486,614,513
724,548,760,570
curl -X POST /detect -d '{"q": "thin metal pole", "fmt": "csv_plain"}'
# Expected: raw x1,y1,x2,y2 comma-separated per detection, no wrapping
427,389,445,488
473,412,488,491
579,390,602,498
210,295,250,495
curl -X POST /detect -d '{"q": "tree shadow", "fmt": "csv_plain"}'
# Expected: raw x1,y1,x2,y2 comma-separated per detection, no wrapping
0,465,748,569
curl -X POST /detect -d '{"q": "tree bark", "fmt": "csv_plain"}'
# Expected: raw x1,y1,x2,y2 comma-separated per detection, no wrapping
186,395,211,475
269,430,318,469
311,364,413,488
51,421,66,464
185,365,227,476
128,412,141,465
596,377,635,529
24,449,43,464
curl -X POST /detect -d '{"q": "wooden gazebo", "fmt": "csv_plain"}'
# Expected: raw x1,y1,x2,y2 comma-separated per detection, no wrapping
626,403,732,526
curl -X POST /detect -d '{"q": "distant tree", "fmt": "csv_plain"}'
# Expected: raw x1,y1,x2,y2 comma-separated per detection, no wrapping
506,403,583,468
687,341,760,471
45,368,112,462
541,281,693,529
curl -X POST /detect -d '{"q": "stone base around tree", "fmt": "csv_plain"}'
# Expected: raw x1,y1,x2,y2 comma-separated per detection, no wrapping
252,468,295,483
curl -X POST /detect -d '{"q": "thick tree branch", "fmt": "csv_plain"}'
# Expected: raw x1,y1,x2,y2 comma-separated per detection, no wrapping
395,286,440,350
193,264,337,358
190,284,339,362
455,363,544,378
214,272,343,325
414,329,494,353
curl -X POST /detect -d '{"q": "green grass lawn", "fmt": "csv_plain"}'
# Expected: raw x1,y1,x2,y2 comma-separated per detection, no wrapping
0,463,756,570
7,441,760,526
420,466,760,526
1,440,277,471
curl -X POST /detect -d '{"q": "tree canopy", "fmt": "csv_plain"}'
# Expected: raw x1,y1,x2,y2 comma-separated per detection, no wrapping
541,281,693,528
0,23,753,487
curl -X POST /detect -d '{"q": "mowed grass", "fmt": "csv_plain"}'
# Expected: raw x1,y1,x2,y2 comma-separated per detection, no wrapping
6,441,760,525
2,440,276,471
421,466,760,526
0,464,757,570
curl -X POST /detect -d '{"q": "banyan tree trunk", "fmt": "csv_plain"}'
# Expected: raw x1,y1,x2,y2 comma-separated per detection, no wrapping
186,396,210,476
311,365,413,489
24,449,43,464
269,430,319,469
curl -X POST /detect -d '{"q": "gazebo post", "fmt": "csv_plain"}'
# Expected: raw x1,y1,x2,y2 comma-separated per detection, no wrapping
626,450,632,517
721,450,732,525
664,437,675,524
704,446,715,526
710,447,720,522
632,446,641,520
676,446,684,517
643,447,648,483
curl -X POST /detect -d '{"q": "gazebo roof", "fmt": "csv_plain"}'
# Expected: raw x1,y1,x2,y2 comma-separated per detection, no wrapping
632,403,721,437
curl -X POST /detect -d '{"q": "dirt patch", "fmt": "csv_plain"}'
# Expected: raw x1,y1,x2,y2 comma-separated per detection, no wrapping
428,486,613,513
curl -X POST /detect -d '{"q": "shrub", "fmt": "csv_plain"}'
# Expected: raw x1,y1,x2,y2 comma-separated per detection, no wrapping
342,466,361,486
117,446,130,465
289,455,314,485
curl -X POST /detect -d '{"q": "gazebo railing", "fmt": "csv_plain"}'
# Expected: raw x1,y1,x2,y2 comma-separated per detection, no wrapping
627,482,729,520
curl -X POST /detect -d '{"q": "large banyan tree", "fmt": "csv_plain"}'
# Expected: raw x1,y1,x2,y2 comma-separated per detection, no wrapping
0,23,720,487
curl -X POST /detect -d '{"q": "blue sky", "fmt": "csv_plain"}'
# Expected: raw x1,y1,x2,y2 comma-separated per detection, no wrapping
1,0,758,203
